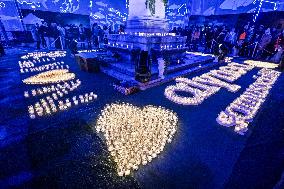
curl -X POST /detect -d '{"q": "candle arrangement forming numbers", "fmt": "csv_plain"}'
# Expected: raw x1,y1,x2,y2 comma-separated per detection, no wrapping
96,103,178,177
164,63,254,105
119,32,176,37
28,92,98,119
23,69,75,85
78,49,100,53
24,79,81,98
19,58,56,68
20,62,68,73
216,68,281,135
20,51,67,60
20,51,99,119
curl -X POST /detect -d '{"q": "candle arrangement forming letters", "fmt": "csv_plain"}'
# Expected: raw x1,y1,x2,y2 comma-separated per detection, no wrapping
164,63,254,105
216,68,280,135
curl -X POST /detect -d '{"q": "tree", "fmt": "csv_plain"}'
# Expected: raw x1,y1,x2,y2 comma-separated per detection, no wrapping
145,0,168,15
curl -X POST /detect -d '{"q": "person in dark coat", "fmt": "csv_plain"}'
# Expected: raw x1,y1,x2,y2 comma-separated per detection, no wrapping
92,23,99,48
32,23,41,50
79,24,86,49
0,17,8,45
38,22,47,48
0,41,5,56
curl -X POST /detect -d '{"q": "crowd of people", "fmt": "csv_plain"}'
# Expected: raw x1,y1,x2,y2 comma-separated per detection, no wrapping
172,22,284,63
25,20,284,64
30,22,125,51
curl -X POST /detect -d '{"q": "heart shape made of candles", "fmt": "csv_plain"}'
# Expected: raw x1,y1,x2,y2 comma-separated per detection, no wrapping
95,103,178,176
23,69,75,85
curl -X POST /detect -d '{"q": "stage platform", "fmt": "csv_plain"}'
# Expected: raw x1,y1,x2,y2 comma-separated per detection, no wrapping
100,52,216,90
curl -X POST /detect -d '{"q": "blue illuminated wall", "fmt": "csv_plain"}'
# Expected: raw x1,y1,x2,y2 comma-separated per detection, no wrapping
166,0,188,27
18,0,128,29
18,0,90,14
90,0,127,28
0,0,23,31
16,0,284,29
189,0,284,15
17,0,284,16
18,0,127,15
166,0,284,27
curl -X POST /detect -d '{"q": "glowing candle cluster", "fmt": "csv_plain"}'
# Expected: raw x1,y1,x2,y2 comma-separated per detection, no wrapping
96,103,178,176
109,43,132,49
28,92,97,119
216,68,281,135
19,58,54,69
20,51,99,119
209,64,250,83
21,51,66,60
244,60,279,69
224,57,233,63
119,32,176,37
160,44,186,50
23,69,75,85
24,79,81,98
108,43,186,50
30,57,56,63
20,62,68,73
164,63,254,105
78,49,100,53
186,51,215,57
19,60,35,69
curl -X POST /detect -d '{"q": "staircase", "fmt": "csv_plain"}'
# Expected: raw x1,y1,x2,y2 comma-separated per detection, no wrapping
100,53,218,90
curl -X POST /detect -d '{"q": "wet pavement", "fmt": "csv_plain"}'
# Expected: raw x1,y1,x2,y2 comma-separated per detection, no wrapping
0,48,283,189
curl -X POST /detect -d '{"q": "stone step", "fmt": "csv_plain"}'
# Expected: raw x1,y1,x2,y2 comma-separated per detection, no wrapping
107,63,135,77
166,57,214,74
101,61,218,91
138,62,218,90
100,66,135,82
104,55,214,78
100,54,217,91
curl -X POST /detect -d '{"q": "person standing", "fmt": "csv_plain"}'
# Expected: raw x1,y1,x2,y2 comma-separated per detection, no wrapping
52,23,61,49
79,24,86,49
103,25,109,45
191,27,200,51
57,25,66,49
31,23,41,50
98,26,104,48
92,23,99,48
270,30,284,63
254,25,265,43
256,28,272,59
204,26,213,53
86,27,92,48
238,26,247,56
224,28,237,54
38,22,46,48
0,41,5,56
40,22,50,49
49,23,58,49
212,27,220,54
0,17,9,46
245,25,255,57
217,28,227,45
